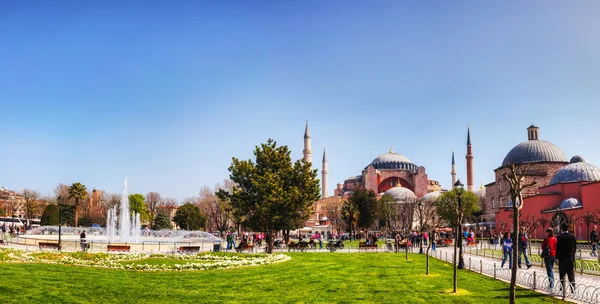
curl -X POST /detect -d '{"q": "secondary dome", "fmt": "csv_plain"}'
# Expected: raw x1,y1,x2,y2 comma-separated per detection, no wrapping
549,156,600,185
421,191,442,203
501,125,567,166
559,198,582,209
370,148,417,170
385,187,417,202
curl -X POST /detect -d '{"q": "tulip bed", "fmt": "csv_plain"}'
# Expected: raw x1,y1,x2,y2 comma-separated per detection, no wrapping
0,248,289,271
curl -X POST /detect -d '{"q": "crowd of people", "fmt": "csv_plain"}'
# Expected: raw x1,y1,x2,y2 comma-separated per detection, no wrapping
1,223,25,238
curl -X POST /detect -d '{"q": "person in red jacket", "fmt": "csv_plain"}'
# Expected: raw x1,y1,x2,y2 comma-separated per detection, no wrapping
542,228,558,289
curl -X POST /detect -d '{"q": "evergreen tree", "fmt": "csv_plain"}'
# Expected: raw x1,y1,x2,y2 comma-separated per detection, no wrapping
153,211,173,230
128,194,150,222
173,203,206,230
350,187,379,236
40,204,60,226
217,139,320,253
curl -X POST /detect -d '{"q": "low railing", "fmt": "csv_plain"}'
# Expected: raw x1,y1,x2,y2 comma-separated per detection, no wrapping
431,249,600,304
463,245,600,276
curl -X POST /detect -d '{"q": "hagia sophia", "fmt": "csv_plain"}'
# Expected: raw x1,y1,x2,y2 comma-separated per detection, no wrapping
303,121,600,240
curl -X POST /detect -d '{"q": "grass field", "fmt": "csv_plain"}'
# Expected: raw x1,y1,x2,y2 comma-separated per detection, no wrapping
0,251,564,304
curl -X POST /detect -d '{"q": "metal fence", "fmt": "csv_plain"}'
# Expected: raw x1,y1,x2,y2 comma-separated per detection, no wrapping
431,248,600,304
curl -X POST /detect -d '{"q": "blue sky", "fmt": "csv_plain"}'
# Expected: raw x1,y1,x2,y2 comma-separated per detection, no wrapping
1,1,599,201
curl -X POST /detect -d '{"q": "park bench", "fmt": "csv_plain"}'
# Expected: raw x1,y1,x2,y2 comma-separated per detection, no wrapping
107,245,131,252
178,246,201,253
39,242,60,250
436,238,452,247
358,242,378,252
287,242,307,252
0,240,5,246
467,241,477,247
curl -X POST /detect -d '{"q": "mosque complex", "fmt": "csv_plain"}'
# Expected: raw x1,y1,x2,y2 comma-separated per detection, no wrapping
301,121,600,240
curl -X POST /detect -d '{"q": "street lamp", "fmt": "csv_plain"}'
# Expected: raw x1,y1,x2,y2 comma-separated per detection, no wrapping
418,200,424,254
57,196,63,251
454,180,465,269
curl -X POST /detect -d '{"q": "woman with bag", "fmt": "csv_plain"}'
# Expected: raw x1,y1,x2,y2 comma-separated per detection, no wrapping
501,232,513,269
541,228,557,289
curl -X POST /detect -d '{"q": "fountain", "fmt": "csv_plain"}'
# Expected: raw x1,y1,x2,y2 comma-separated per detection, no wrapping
106,178,141,243
19,178,221,253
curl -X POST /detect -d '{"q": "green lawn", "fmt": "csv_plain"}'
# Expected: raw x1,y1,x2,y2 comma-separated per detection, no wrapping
0,252,563,304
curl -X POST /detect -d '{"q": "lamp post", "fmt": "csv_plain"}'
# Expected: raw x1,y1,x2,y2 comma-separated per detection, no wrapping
418,201,424,254
455,180,465,269
57,196,62,251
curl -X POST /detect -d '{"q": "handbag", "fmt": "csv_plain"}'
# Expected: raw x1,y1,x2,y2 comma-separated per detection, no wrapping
540,242,550,258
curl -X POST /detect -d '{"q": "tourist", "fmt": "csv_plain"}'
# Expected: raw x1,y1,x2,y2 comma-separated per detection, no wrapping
518,227,532,269
541,228,557,289
80,230,87,252
556,222,577,292
319,233,323,249
394,233,400,253
591,226,598,257
431,230,437,251
501,232,513,269
423,232,428,246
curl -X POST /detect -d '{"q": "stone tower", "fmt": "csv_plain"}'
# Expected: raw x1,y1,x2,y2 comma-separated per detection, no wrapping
322,148,328,198
303,121,312,164
466,126,474,192
451,150,456,189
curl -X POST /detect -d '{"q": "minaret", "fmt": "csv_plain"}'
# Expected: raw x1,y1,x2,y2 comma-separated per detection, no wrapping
466,126,474,192
303,121,312,164
322,148,328,198
451,150,456,189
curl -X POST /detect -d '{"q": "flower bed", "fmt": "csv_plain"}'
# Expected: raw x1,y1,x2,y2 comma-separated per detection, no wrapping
0,248,290,271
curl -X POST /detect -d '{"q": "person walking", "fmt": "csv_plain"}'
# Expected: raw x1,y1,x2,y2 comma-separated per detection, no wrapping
501,232,513,269
556,222,577,293
541,228,557,289
80,230,87,252
518,227,532,269
319,233,323,249
591,226,598,257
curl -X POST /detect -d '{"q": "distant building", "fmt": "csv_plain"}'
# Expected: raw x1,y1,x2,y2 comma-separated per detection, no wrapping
0,187,25,218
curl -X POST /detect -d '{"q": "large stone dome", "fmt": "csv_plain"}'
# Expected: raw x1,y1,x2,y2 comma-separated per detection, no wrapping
370,149,417,170
502,141,567,167
421,191,442,203
550,156,600,185
384,187,417,202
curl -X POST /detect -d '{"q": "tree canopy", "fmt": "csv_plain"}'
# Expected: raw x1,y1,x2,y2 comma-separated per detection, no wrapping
153,211,173,230
68,182,87,227
217,139,320,253
434,190,480,227
40,204,59,226
350,187,379,233
128,194,150,223
173,203,206,230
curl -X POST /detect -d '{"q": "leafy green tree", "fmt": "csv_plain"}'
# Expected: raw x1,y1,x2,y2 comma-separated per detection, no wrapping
378,193,396,233
40,204,60,225
349,187,378,237
173,203,206,230
341,198,359,240
434,190,480,228
217,139,320,253
128,194,150,223
68,182,88,227
153,211,173,230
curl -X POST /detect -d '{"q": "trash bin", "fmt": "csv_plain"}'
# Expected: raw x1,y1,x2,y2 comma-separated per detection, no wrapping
213,241,221,252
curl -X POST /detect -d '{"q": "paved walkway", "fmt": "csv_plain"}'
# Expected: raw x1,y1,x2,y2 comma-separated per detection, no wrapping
432,245,600,303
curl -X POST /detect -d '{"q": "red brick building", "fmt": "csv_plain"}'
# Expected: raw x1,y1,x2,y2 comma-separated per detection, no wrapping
495,156,600,240
484,125,569,222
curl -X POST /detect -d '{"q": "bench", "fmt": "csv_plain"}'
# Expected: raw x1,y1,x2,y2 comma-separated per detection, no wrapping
178,246,201,253
236,244,254,253
107,245,131,252
288,242,308,252
358,242,378,252
39,242,60,250
0,240,5,246
467,241,477,247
